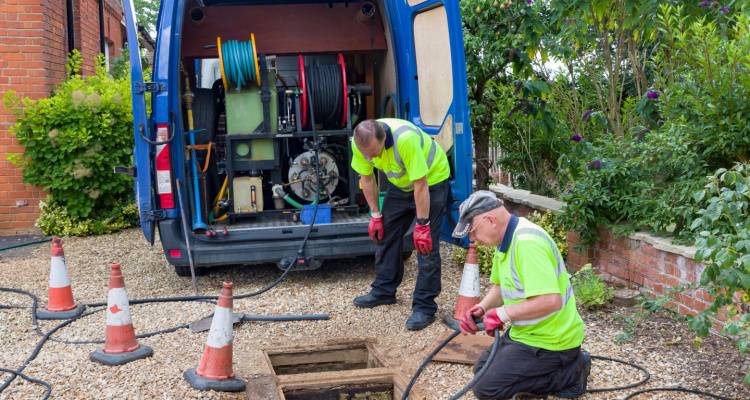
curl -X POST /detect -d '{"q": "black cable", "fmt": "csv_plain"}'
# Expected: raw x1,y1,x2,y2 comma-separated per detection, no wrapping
402,328,501,400
0,288,94,393
588,355,651,393
449,331,502,400
305,61,343,129
0,368,51,400
621,387,734,400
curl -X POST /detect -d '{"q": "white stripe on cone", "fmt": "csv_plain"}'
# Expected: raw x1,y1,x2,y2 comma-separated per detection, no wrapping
106,287,133,326
49,256,71,288
206,306,233,348
458,263,481,297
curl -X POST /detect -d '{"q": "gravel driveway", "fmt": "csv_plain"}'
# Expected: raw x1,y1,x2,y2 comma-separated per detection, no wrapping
0,228,748,399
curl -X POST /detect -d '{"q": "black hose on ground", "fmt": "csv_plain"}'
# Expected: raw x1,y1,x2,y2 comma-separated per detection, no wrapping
621,387,734,400
0,368,51,400
402,328,501,400
588,355,650,393
400,324,735,400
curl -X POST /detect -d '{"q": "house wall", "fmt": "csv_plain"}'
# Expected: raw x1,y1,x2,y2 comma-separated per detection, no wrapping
0,0,124,234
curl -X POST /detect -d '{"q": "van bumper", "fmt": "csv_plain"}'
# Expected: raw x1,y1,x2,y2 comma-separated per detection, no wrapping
157,220,377,267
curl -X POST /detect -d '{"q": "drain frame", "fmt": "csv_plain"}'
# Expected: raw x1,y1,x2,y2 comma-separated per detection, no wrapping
255,338,430,400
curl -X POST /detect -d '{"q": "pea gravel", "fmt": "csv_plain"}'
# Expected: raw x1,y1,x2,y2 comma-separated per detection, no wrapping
0,229,747,399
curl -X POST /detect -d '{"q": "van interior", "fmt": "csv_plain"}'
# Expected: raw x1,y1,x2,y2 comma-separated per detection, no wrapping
177,0,399,233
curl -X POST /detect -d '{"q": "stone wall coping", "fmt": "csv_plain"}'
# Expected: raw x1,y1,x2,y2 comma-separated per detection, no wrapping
630,232,697,259
489,183,698,260
489,184,564,213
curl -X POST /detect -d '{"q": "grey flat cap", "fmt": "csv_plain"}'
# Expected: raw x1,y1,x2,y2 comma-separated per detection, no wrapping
452,190,503,238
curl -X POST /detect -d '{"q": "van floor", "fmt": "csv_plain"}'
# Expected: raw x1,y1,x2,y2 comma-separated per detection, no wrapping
225,212,369,231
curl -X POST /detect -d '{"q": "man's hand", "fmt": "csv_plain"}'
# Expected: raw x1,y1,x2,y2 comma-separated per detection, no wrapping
483,308,506,337
459,304,485,335
413,223,432,254
368,215,384,243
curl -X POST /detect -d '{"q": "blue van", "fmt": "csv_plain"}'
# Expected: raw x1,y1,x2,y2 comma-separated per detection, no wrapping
122,0,473,276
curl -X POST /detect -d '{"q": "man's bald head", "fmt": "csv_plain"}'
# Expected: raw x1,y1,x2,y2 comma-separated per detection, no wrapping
354,120,386,149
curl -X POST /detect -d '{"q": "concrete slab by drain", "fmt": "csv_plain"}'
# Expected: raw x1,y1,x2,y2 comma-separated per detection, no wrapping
430,331,494,365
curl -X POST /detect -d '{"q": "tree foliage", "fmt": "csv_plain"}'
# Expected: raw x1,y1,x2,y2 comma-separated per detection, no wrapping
134,0,160,36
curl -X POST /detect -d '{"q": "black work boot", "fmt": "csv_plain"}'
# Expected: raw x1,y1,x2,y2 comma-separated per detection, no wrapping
405,311,435,331
556,350,591,398
353,292,397,308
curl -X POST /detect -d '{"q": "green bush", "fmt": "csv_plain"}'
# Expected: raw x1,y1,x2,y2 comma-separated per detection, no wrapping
453,243,495,276
689,163,750,382
37,200,139,237
3,51,136,235
560,7,750,245
571,263,613,309
526,210,568,260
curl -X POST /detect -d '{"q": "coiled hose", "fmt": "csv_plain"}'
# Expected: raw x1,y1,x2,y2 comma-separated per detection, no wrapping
220,39,258,90
303,60,345,129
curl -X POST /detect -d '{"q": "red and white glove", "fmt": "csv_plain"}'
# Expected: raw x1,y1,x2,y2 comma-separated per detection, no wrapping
368,214,384,244
483,307,511,337
459,304,485,335
413,223,432,254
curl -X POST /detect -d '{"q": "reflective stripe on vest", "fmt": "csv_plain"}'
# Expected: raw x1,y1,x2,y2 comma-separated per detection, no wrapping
384,125,438,190
500,227,573,326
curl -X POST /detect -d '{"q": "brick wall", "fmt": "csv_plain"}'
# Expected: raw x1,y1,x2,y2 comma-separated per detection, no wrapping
566,229,714,317
0,0,124,234
0,0,65,233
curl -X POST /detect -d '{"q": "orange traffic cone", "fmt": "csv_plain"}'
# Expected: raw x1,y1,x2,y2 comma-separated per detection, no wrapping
90,263,153,365
444,243,481,330
184,281,245,392
37,237,84,320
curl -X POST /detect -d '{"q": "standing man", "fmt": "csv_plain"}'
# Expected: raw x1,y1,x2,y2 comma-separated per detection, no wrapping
350,118,450,331
452,191,590,399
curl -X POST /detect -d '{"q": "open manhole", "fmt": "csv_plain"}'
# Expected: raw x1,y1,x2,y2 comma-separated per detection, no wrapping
256,340,427,400
283,382,394,400
266,341,383,375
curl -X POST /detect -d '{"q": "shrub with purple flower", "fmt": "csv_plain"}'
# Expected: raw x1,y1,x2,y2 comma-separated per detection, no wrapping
587,160,602,170
647,90,659,100
582,109,593,121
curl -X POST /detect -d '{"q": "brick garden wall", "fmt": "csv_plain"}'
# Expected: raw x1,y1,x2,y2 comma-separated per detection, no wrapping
0,0,123,234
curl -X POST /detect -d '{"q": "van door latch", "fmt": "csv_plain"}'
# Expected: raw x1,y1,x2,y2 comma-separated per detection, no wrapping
134,82,166,94
113,166,135,176
144,209,166,221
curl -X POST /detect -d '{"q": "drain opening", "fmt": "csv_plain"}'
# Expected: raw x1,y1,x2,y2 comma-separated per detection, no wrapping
268,343,383,375
283,383,394,400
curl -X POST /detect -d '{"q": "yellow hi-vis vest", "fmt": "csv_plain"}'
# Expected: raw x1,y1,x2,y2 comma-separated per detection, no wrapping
350,119,450,191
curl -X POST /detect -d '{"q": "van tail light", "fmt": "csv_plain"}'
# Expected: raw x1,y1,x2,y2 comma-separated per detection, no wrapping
155,124,175,208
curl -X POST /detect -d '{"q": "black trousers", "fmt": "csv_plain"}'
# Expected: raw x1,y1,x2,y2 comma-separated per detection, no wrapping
472,330,584,400
369,180,449,315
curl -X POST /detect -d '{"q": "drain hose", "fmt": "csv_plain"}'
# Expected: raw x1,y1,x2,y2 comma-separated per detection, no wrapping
402,328,501,400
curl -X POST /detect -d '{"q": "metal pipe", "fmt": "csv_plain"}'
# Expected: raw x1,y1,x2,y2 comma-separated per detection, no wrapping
66,0,75,53
98,0,105,54
241,313,330,322
176,179,199,295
